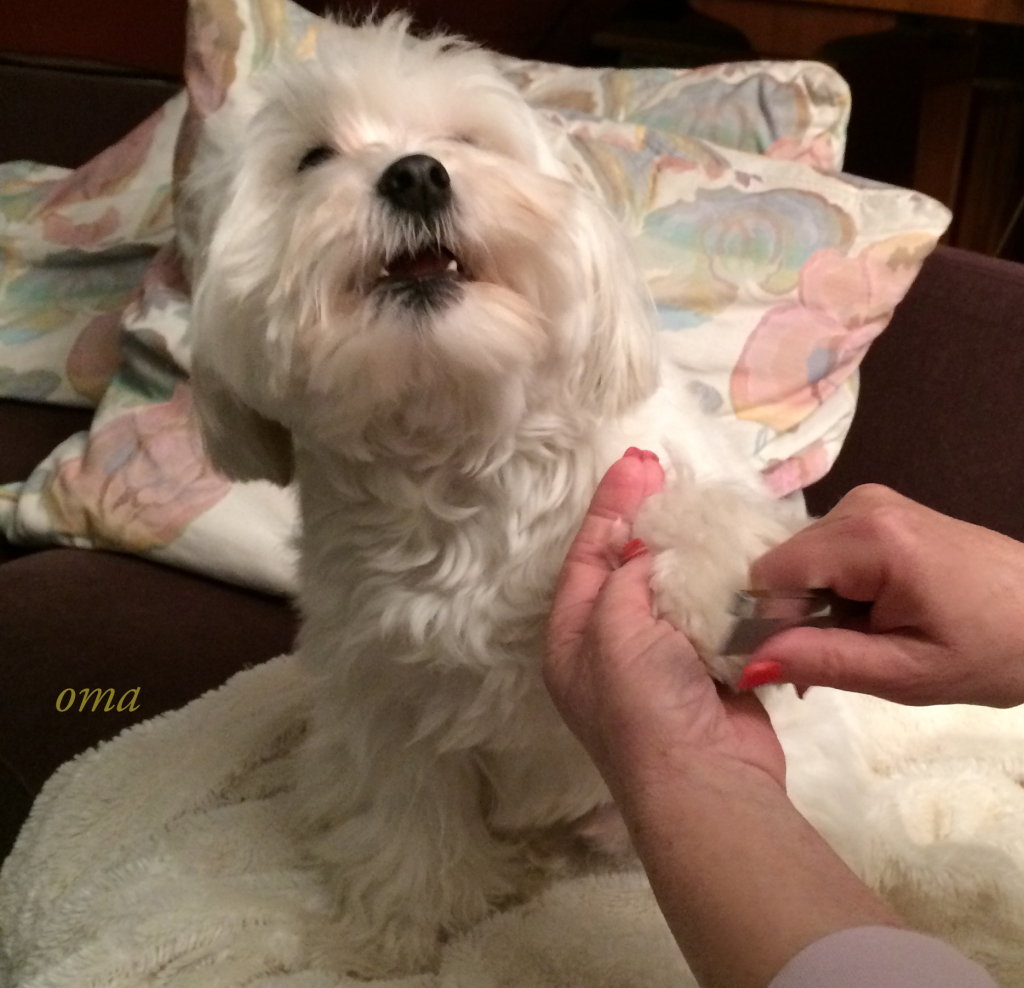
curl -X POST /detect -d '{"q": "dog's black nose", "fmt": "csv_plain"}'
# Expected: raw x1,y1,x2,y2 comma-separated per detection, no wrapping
377,154,451,218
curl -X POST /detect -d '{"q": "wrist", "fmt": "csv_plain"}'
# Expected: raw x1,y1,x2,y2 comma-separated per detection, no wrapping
610,751,902,988
610,742,787,825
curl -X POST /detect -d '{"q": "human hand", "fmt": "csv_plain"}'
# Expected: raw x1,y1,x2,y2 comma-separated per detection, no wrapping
544,449,786,805
747,484,1024,707
548,463,907,988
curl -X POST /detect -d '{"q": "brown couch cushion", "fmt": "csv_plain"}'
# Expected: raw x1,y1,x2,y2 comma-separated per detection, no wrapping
0,547,296,790
0,60,181,170
0,400,92,486
0,547,296,858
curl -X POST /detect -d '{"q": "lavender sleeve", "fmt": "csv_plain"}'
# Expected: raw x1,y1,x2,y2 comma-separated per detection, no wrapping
768,927,999,988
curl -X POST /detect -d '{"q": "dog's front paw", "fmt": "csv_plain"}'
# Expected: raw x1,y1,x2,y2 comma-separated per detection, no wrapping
634,477,804,685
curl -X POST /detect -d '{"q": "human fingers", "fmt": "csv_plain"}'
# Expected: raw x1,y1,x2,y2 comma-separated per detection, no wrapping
581,557,787,791
749,501,908,608
749,492,1024,707
563,450,665,570
588,552,714,706
594,547,661,635
740,625,933,703
548,451,664,655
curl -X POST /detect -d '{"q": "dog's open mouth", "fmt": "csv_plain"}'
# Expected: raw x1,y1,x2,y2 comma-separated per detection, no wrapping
377,246,468,285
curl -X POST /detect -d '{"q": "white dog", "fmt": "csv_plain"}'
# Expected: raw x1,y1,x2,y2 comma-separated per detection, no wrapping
184,15,802,976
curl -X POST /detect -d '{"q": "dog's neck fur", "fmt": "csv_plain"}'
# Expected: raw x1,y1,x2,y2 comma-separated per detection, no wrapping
287,402,620,956
291,410,606,747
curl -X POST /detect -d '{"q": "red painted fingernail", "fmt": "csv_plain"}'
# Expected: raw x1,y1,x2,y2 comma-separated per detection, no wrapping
640,450,660,462
620,538,648,564
736,660,783,690
624,447,643,459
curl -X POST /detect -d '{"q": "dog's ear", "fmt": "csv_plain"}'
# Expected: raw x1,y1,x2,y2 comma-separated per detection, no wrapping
190,361,294,486
185,141,294,487
572,201,659,416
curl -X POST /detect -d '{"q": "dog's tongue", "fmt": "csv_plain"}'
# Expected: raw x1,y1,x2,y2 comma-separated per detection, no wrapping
387,247,456,280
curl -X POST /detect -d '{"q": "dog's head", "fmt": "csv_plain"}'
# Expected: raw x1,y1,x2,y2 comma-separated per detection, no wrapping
187,15,657,483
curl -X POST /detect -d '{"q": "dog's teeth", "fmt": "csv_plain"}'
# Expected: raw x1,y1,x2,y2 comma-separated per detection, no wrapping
379,266,389,277
446,259,457,272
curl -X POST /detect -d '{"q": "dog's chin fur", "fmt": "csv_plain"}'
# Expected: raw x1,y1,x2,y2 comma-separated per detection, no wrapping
186,14,805,977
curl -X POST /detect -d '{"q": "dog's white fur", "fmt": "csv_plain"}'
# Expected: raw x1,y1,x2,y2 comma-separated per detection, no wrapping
185,16,803,976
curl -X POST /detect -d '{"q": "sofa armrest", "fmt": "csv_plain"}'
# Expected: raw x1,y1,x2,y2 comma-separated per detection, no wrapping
0,548,297,860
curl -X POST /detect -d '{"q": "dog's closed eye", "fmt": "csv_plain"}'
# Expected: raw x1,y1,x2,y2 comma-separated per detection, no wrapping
297,144,337,172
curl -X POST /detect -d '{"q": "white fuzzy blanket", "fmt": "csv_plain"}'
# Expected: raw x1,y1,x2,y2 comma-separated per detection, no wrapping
3,656,1024,988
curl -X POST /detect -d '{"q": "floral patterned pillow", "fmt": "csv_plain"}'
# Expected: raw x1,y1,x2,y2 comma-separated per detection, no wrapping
0,100,184,406
0,0,950,595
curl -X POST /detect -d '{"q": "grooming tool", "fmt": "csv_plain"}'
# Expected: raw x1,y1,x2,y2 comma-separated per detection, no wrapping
722,589,872,656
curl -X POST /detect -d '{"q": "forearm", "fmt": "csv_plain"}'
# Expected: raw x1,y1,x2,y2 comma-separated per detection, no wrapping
616,758,903,988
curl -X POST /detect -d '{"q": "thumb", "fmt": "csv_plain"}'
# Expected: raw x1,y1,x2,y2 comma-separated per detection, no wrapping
748,625,925,703
594,554,705,691
548,453,664,655
597,552,659,632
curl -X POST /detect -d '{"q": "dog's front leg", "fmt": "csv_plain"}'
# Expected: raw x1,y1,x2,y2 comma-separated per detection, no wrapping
298,731,523,977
